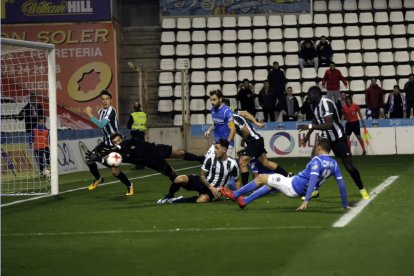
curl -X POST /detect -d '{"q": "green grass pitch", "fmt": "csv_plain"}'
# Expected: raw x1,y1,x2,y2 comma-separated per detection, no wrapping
2,156,414,276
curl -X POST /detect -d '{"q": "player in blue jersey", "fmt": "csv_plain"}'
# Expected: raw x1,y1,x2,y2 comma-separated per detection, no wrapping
221,138,350,210
204,90,236,158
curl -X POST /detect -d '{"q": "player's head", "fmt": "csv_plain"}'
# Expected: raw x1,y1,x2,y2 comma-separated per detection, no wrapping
214,138,229,159
209,89,223,109
393,85,400,93
345,96,353,106
100,90,112,108
316,138,331,154
308,86,323,105
30,93,37,102
133,102,141,111
110,132,124,146
329,62,336,70
38,116,46,126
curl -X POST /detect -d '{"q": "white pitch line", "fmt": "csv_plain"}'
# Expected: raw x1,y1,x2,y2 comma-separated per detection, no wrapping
1,165,200,208
332,175,399,228
2,225,326,237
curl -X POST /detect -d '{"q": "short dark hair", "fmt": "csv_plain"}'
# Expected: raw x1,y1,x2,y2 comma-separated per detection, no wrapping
317,138,331,152
345,96,353,103
209,89,223,98
242,78,249,82
409,73,414,78
215,138,229,149
308,86,322,96
110,132,123,141
100,90,112,99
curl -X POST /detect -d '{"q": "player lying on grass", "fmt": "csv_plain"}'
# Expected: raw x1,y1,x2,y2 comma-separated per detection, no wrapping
85,133,204,196
220,138,350,210
158,138,240,204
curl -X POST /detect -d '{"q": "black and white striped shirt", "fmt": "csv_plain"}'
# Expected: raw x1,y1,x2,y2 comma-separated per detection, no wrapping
99,106,119,145
233,113,261,140
202,155,239,188
314,97,345,142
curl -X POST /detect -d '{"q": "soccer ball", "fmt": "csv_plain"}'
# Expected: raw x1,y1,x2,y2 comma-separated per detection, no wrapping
106,152,122,167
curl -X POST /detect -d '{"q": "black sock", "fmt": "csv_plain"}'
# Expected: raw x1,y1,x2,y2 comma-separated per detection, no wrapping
168,183,181,197
349,168,364,190
273,166,288,177
87,163,101,180
173,196,198,203
241,172,250,185
115,171,132,188
184,152,205,163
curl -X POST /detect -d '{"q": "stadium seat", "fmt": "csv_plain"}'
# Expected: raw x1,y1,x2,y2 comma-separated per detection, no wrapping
382,79,397,91
158,100,173,112
389,11,404,23
313,14,328,26
358,0,372,10
374,12,388,24
363,52,379,63
359,12,374,24
238,70,253,81
254,55,268,67
283,41,299,53
407,11,414,23
192,17,206,29
345,26,360,38
190,71,206,83
222,70,237,83
173,114,182,126
176,31,191,43
207,17,221,28
190,114,205,124
206,84,221,93
190,85,206,97
343,0,357,10
268,15,282,27
313,0,327,11
408,24,414,35
283,28,298,39
298,14,312,25
161,31,175,43
207,30,221,42
388,0,403,9
347,52,362,64
344,13,358,24
238,56,253,68
333,53,347,65
381,65,396,77
174,85,183,97
222,84,238,96
331,40,345,51
299,27,314,39
352,94,365,105
238,16,252,28
158,86,173,97
160,59,175,70
253,15,267,27
207,57,221,69
330,26,344,38
207,71,221,83
391,25,406,36
173,99,182,111
268,28,283,40
396,65,412,76
284,55,299,66
376,25,391,37
207,44,221,55
238,29,252,41
269,55,284,66
405,0,414,8
287,82,302,93
350,80,366,92
176,44,190,56
336,67,348,77
360,25,375,37
378,52,393,63
222,16,236,28
349,66,364,78
159,44,174,57
254,69,268,82
282,14,297,26
362,39,377,51
394,51,409,63
192,31,206,42
176,18,191,29
329,13,343,25
176,58,189,70
174,72,185,84
365,66,380,77
318,67,328,78
237,43,252,54
159,72,174,84
191,44,206,56
285,68,301,80
254,82,264,94
253,29,267,40
393,38,408,49
409,37,414,48
190,99,205,111
206,114,213,124
222,56,237,68
301,68,317,79
373,0,388,9
346,39,361,51
314,27,329,38
328,0,342,11
222,43,237,55
161,18,175,30
377,38,392,50
253,42,268,54
301,81,316,93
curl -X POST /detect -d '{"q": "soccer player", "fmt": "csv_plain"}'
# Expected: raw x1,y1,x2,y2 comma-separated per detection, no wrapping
221,138,350,210
162,139,240,204
204,90,236,158
84,90,134,195
342,96,366,155
297,86,369,199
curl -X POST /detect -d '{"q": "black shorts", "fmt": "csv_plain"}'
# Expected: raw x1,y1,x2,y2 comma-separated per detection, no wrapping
244,138,267,159
183,175,214,201
345,121,361,136
331,137,352,159
146,144,174,178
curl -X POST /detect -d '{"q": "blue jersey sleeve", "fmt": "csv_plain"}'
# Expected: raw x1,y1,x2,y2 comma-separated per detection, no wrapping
224,109,234,124
91,116,110,129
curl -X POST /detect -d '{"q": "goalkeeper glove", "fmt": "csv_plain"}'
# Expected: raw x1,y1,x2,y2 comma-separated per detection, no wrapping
85,150,104,163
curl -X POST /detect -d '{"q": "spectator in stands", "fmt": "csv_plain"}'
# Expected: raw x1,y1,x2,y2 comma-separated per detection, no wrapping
267,61,286,113
316,36,333,67
403,74,414,118
258,80,276,122
386,85,406,119
281,86,300,121
342,96,366,155
336,91,348,119
18,93,44,142
299,40,318,71
365,78,384,119
321,62,348,103
32,116,50,176
236,78,256,116
300,96,314,121
127,102,147,142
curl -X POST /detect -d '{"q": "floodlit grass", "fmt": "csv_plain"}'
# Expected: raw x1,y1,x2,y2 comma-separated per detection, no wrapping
2,156,414,276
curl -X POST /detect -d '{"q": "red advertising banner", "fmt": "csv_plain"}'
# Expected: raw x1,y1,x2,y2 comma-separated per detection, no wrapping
2,22,119,117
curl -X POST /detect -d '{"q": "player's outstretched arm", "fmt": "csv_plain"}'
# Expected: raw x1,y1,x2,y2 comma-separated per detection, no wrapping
238,111,264,128
334,168,349,209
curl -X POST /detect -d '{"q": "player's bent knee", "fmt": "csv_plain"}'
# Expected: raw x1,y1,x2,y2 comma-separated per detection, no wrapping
256,174,269,185
174,175,188,185
196,194,210,203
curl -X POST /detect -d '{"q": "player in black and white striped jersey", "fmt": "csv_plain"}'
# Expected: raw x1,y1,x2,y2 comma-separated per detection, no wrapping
297,86,369,199
84,90,134,195
160,139,240,204
223,99,290,186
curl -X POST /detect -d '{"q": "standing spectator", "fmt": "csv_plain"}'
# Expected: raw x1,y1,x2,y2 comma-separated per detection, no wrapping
336,91,347,119
236,78,256,116
267,61,286,111
18,93,44,142
321,62,348,102
281,86,300,121
300,96,314,121
299,40,318,71
127,102,147,142
342,96,367,155
365,78,384,119
316,36,333,67
386,85,406,119
258,80,276,122
32,116,50,176
403,74,414,118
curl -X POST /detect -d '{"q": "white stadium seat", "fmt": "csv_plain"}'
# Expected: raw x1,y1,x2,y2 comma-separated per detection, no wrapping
330,26,344,38
344,13,358,24
158,86,173,97
358,0,372,10
313,0,327,11
160,59,175,70
394,51,409,63
222,57,237,68
283,14,297,26
298,14,312,25
207,30,221,42
190,114,205,125
346,39,361,51
207,17,221,28
381,65,396,77
374,12,388,24
222,43,237,55
237,16,252,28
378,52,393,63
283,28,298,39
254,55,268,67
176,31,191,43
207,71,221,83
253,29,267,40
329,13,343,25
373,0,388,10
237,29,252,41
376,25,391,36
160,45,174,57
285,55,299,66
173,114,182,126
206,57,221,69
176,18,191,29
173,99,182,111
364,52,379,63
158,100,173,112
192,31,206,42
268,15,282,27
190,71,206,83
389,11,404,23
365,66,380,77
343,0,357,11
222,70,237,82
207,44,221,55
159,72,174,84
347,53,362,64
191,44,206,56
328,0,342,11
268,28,283,40
161,18,175,30
238,56,253,68
190,85,206,97
313,14,328,25
238,70,253,81
161,31,175,43
222,16,236,28
237,43,252,54
389,0,403,9
362,39,377,50
192,17,206,29
283,41,299,53
359,12,373,24
175,44,190,56
349,66,364,78
190,99,205,111
253,42,268,54
222,84,238,96
253,15,267,27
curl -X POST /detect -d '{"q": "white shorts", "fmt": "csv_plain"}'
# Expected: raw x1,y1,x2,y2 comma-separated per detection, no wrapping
205,144,234,159
267,174,299,198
